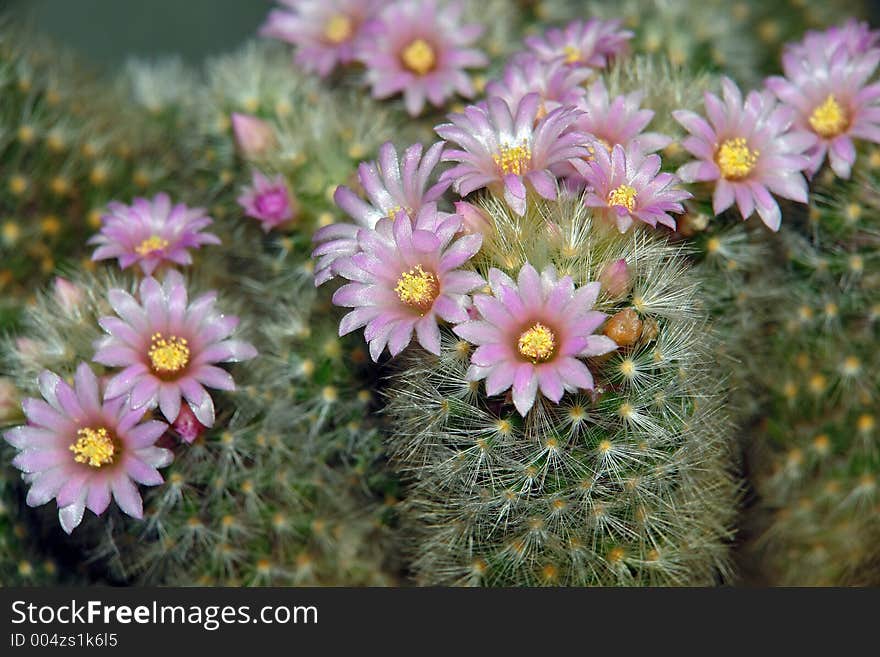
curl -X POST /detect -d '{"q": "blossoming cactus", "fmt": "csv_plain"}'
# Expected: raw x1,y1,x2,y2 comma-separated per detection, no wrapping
736,25,880,585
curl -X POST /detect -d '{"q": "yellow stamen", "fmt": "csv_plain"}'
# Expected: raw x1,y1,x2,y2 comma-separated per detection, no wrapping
148,333,190,374
517,323,556,362
70,427,115,468
401,39,436,75
607,184,637,212
135,235,169,256
809,95,849,138
395,265,438,311
323,14,353,44
563,45,581,64
716,137,759,180
493,140,532,176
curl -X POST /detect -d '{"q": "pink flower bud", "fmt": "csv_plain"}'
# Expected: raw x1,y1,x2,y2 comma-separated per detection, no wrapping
454,201,493,236
15,338,42,361
231,113,277,159
598,258,631,298
53,277,83,313
173,404,206,444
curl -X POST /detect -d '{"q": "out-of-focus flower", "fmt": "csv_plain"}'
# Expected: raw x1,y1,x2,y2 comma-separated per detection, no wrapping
260,0,382,77
436,93,588,216
237,171,297,232
3,363,172,533
93,271,257,427
766,48,880,179
231,113,278,158
674,77,816,230
579,142,690,232
485,56,589,119
313,140,449,285
524,19,632,70
332,206,484,360
89,193,220,275
453,264,616,416
785,19,880,62
359,0,487,116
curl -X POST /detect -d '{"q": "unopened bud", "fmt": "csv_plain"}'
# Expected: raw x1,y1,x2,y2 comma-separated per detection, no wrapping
53,277,83,313
454,201,492,236
231,113,277,159
173,404,206,444
598,259,631,298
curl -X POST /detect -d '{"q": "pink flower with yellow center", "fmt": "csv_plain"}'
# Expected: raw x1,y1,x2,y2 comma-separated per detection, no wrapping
237,171,297,232
358,0,488,116
673,77,816,231
93,271,257,428
313,140,450,285
436,93,589,216
3,363,172,533
579,142,691,232
453,264,616,416
260,0,382,77
89,193,220,275
766,47,880,179
525,19,632,70
786,19,880,63
332,205,484,360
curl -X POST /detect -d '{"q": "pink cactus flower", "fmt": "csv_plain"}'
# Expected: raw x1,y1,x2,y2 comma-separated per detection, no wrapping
93,270,257,427
237,171,297,232
332,206,484,360
89,193,220,275
525,19,632,70
673,77,816,231
453,264,616,416
3,363,172,533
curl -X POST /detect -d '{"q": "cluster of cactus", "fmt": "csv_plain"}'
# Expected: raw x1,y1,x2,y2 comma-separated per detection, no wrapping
1,0,878,588
739,155,880,585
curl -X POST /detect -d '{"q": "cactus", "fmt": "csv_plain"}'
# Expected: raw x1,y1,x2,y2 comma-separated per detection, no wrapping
740,154,880,585
381,196,739,586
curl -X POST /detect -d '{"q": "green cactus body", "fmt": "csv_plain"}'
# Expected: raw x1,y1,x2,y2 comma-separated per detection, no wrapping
383,196,740,585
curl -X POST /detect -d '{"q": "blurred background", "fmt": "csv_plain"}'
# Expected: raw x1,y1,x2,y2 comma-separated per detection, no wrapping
4,0,274,68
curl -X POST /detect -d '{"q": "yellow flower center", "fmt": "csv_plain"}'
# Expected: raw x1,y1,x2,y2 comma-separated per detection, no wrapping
395,265,439,312
493,140,532,176
607,184,637,212
517,322,556,362
323,14,353,44
808,94,849,138
135,235,169,256
148,333,190,374
401,38,436,75
563,45,581,64
70,427,115,468
715,137,759,180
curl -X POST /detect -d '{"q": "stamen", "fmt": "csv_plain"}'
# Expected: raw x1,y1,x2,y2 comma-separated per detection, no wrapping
135,235,169,256
323,14,353,44
563,45,581,64
517,323,556,362
148,333,190,374
493,140,532,176
809,95,849,138
400,39,436,75
395,265,439,312
607,184,637,212
70,427,115,468
716,137,759,180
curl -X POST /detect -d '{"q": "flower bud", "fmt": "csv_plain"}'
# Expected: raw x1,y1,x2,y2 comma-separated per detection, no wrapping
598,258,631,298
231,113,277,159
